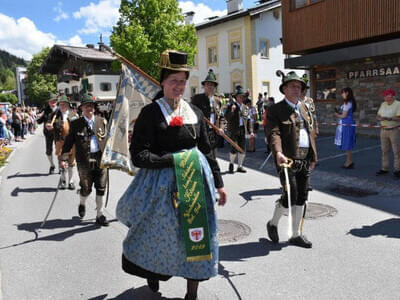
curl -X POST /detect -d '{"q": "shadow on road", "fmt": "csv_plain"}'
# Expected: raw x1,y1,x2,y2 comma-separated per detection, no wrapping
11,186,57,196
220,238,286,262
348,218,400,239
0,217,117,250
218,263,245,300
239,188,281,202
7,172,51,179
88,286,183,300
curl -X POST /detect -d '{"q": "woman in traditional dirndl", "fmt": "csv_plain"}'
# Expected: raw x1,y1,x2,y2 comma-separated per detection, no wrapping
334,87,357,168
116,50,227,300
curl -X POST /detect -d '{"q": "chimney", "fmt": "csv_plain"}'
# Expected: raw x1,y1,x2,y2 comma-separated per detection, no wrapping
184,11,195,25
226,0,243,15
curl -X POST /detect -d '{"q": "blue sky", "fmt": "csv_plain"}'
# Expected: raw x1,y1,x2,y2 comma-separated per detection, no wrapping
0,0,257,60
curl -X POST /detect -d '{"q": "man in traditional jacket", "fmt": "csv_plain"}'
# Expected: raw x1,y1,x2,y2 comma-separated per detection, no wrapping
37,93,58,174
191,69,222,158
60,93,109,226
46,95,79,189
266,71,318,248
225,85,254,173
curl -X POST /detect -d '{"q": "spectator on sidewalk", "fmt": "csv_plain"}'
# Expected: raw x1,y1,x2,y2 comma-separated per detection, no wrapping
376,88,400,178
334,87,357,169
11,107,22,142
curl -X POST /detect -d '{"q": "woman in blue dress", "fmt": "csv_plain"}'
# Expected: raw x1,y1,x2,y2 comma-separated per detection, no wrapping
116,50,227,300
334,87,357,168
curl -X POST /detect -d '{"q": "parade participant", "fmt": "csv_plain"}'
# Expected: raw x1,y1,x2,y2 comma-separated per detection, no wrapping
376,88,400,178
116,50,227,300
60,93,109,226
266,71,317,248
191,69,222,158
37,93,58,174
46,95,79,189
225,85,254,173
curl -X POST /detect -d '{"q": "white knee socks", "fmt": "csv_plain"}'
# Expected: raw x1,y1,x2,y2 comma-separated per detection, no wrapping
229,153,236,164
238,153,245,167
95,195,104,217
68,167,74,184
47,155,55,167
292,205,305,238
270,202,286,227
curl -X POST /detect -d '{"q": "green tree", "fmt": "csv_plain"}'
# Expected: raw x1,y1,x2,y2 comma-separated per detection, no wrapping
0,68,16,91
25,47,57,107
0,93,18,105
110,0,197,80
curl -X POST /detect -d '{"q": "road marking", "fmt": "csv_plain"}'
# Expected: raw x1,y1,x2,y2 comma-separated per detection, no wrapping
318,145,380,162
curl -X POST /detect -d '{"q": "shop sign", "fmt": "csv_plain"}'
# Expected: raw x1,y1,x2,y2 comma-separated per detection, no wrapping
348,65,400,79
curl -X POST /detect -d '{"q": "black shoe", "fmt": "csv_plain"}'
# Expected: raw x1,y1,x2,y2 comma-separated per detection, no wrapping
266,221,279,243
376,169,389,176
59,181,67,190
394,171,400,178
289,235,312,248
236,166,247,173
341,162,354,169
78,204,86,218
228,163,234,174
49,166,55,174
147,279,159,293
96,215,109,226
68,182,75,190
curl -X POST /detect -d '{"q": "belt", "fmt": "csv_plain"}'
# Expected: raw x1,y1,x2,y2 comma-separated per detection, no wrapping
89,151,101,158
294,147,309,160
382,127,399,131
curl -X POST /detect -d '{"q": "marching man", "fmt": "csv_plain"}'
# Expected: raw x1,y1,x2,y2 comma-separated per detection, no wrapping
60,93,109,226
191,69,222,159
225,85,254,173
37,93,58,174
46,95,79,189
266,71,318,248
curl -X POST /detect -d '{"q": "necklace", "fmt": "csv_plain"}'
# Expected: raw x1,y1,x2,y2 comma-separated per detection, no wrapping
184,124,197,140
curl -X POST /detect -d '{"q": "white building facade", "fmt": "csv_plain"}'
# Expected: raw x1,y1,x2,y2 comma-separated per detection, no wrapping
184,0,304,102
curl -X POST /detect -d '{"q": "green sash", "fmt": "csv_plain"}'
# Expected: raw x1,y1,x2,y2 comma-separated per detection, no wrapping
173,149,212,262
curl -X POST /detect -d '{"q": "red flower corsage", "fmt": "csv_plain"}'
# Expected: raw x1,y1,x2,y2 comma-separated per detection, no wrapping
169,116,184,127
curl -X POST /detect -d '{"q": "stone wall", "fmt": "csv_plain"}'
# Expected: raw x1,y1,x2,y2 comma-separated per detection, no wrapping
315,54,400,138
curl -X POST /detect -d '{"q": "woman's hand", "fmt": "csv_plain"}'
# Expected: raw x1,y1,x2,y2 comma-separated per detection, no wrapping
217,187,227,206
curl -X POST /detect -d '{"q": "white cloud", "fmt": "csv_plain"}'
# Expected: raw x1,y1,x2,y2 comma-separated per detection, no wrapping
73,0,120,35
53,2,69,22
0,13,86,60
179,1,227,24
0,13,55,60
57,35,84,47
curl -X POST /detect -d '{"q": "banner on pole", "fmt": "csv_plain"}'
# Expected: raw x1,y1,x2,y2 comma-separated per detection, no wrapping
101,63,161,175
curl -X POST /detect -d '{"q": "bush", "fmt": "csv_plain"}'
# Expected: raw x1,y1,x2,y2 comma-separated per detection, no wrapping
0,93,18,105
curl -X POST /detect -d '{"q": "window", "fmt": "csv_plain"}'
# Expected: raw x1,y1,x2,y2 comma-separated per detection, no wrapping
231,41,240,60
292,0,322,10
100,82,112,92
261,81,270,97
259,39,270,58
72,86,79,94
206,35,218,67
88,83,93,92
64,88,70,95
208,47,217,65
314,68,336,101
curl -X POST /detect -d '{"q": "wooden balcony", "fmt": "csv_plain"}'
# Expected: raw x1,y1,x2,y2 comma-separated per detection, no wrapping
282,0,400,54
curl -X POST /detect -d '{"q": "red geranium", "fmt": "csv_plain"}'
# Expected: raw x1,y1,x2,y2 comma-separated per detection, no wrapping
169,116,184,127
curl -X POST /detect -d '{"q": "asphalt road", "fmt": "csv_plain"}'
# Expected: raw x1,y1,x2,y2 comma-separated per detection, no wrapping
0,129,399,300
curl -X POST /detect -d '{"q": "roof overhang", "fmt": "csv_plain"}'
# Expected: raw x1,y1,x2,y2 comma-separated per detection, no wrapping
285,37,400,69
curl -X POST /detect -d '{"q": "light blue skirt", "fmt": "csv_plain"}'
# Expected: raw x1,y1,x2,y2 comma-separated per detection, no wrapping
116,149,218,280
